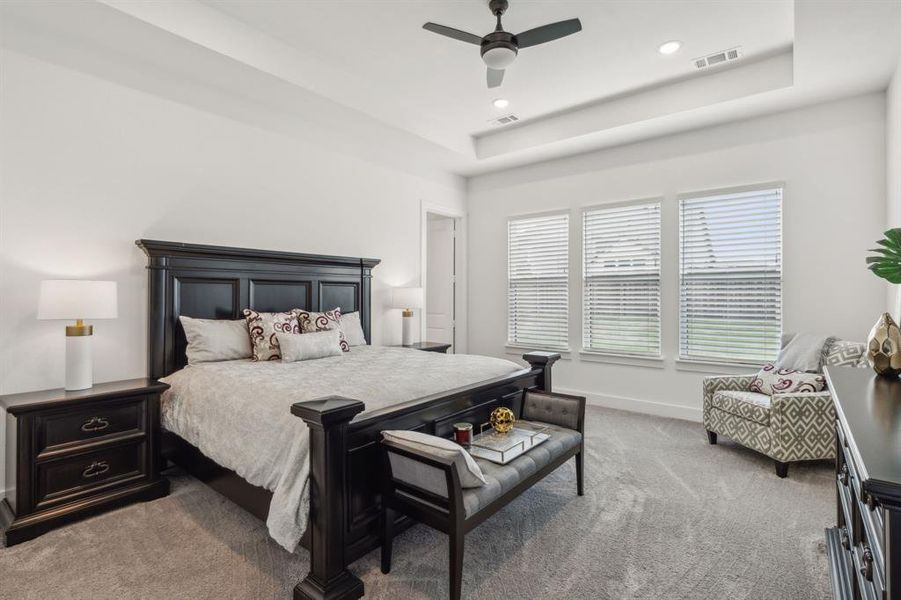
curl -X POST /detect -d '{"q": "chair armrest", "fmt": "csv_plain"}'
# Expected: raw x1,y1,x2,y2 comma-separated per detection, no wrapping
702,374,757,406
770,390,835,422
380,439,459,504
768,391,835,460
522,390,586,433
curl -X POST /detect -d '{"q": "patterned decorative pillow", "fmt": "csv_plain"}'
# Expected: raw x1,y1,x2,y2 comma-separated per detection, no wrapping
295,307,349,352
749,363,827,396
242,309,300,361
823,339,867,367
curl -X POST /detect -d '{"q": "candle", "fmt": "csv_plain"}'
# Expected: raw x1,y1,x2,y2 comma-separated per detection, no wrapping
453,422,473,446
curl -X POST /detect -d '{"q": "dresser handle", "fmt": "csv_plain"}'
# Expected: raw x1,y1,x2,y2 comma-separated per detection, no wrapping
860,546,874,582
82,461,110,479
80,417,110,433
840,528,850,550
866,493,878,512
839,464,849,486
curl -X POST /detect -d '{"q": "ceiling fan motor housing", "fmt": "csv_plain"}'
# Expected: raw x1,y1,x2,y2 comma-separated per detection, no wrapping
481,31,518,69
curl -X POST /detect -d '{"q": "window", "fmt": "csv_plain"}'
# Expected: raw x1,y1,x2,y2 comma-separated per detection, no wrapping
679,187,783,363
507,213,569,349
582,202,661,356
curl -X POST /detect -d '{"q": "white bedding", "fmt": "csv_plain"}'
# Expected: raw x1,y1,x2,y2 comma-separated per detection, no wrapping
159,345,522,551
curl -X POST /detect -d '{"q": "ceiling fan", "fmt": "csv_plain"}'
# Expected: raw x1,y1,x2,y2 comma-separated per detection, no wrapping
423,0,582,88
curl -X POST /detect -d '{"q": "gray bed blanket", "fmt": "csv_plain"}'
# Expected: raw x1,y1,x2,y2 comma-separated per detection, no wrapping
160,346,521,551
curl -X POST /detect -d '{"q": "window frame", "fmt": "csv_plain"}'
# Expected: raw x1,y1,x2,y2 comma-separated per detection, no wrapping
505,209,571,352
677,183,784,366
580,198,663,359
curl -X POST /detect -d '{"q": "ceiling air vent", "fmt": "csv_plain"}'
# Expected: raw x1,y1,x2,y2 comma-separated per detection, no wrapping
488,114,520,126
694,47,742,70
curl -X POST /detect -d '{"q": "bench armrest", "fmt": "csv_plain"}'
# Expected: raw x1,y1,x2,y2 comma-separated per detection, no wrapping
380,439,460,507
522,390,586,434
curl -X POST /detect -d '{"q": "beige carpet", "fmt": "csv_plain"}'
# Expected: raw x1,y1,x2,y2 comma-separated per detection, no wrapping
0,406,833,600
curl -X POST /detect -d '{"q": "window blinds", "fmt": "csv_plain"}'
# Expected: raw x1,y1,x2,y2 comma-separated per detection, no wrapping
679,187,783,364
583,202,661,356
507,213,569,349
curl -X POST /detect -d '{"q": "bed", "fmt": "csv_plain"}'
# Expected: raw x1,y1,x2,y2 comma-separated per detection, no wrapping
137,239,559,600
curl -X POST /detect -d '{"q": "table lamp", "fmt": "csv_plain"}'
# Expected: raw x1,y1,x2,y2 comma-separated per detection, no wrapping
37,280,118,391
392,287,423,346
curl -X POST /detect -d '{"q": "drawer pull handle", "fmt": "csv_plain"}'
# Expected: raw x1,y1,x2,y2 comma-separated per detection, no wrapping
840,528,850,551
81,417,110,433
866,493,878,512
82,461,110,479
860,546,874,582
839,464,849,486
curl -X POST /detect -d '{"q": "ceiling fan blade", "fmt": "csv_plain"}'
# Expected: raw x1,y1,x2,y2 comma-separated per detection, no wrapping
487,68,505,88
423,22,483,45
515,18,582,49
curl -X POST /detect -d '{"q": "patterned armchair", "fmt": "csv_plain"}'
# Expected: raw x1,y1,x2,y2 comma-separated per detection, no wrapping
702,340,868,478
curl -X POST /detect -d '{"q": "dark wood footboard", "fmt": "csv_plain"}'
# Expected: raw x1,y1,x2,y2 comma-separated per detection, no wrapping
290,351,559,600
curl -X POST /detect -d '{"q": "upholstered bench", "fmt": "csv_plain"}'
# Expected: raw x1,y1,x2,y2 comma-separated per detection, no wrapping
379,390,586,600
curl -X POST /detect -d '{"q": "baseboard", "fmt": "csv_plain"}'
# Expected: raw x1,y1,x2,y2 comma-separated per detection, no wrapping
555,386,702,423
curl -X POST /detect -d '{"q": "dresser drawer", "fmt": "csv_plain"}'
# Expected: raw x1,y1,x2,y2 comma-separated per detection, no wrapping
35,396,147,456
34,441,147,509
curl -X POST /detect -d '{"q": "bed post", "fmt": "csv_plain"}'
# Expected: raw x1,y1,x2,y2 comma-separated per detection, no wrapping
523,351,561,392
291,396,366,600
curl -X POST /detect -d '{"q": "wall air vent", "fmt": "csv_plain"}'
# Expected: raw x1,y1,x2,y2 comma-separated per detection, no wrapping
488,114,520,126
694,47,742,70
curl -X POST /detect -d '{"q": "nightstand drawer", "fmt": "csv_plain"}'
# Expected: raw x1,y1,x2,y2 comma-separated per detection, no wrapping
36,396,146,455
35,441,147,509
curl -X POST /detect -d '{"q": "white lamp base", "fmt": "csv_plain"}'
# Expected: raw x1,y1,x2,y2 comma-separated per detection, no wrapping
401,311,415,346
65,334,93,391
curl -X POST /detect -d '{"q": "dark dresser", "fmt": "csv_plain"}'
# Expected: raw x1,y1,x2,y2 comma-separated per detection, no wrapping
825,366,901,600
0,378,170,546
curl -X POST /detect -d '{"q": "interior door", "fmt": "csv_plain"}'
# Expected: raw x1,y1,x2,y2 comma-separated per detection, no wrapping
426,215,455,352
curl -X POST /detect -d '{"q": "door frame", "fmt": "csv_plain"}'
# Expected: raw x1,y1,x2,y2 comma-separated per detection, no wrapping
421,201,466,353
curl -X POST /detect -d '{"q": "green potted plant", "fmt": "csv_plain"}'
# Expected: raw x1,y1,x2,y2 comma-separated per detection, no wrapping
866,229,901,376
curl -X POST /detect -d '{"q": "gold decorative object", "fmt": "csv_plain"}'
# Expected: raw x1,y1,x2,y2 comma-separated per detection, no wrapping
489,407,516,434
867,312,901,377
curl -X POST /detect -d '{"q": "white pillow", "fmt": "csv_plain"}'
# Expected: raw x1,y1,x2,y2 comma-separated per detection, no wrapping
277,330,344,362
339,311,367,347
381,430,486,489
180,316,252,364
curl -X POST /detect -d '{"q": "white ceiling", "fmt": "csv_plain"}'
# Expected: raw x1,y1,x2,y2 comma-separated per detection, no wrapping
1,0,900,179
201,0,794,136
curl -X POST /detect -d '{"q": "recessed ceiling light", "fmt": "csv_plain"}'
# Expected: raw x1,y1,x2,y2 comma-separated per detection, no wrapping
492,98,510,109
657,40,682,55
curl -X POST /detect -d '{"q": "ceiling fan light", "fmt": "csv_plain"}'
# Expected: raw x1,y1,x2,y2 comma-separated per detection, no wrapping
482,46,517,69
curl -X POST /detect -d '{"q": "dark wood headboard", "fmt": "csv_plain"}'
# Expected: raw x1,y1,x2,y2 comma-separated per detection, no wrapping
136,240,380,379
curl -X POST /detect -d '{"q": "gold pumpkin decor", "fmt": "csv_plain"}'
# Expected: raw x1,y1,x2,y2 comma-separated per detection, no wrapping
867,312,901,377
489,407,516,434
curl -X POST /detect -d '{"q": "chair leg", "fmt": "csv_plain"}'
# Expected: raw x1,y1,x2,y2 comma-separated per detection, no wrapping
449,532,464,600
381,505,393,574
575,451,584,496
774,460,789,479
706,430,717,445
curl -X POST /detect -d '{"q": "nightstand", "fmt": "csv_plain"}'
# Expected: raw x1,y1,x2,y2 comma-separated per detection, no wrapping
396,342,452,354
0,378,170,546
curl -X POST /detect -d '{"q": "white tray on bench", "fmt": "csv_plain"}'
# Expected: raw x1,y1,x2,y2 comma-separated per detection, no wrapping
467,422,550,465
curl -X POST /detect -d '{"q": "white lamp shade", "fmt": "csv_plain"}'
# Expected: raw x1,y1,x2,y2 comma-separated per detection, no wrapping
37,280,118,320
392,287,423,310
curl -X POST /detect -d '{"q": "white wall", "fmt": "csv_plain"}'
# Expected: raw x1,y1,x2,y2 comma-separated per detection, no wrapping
888,58,901,314
0,50,466,496
468,93,887,421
